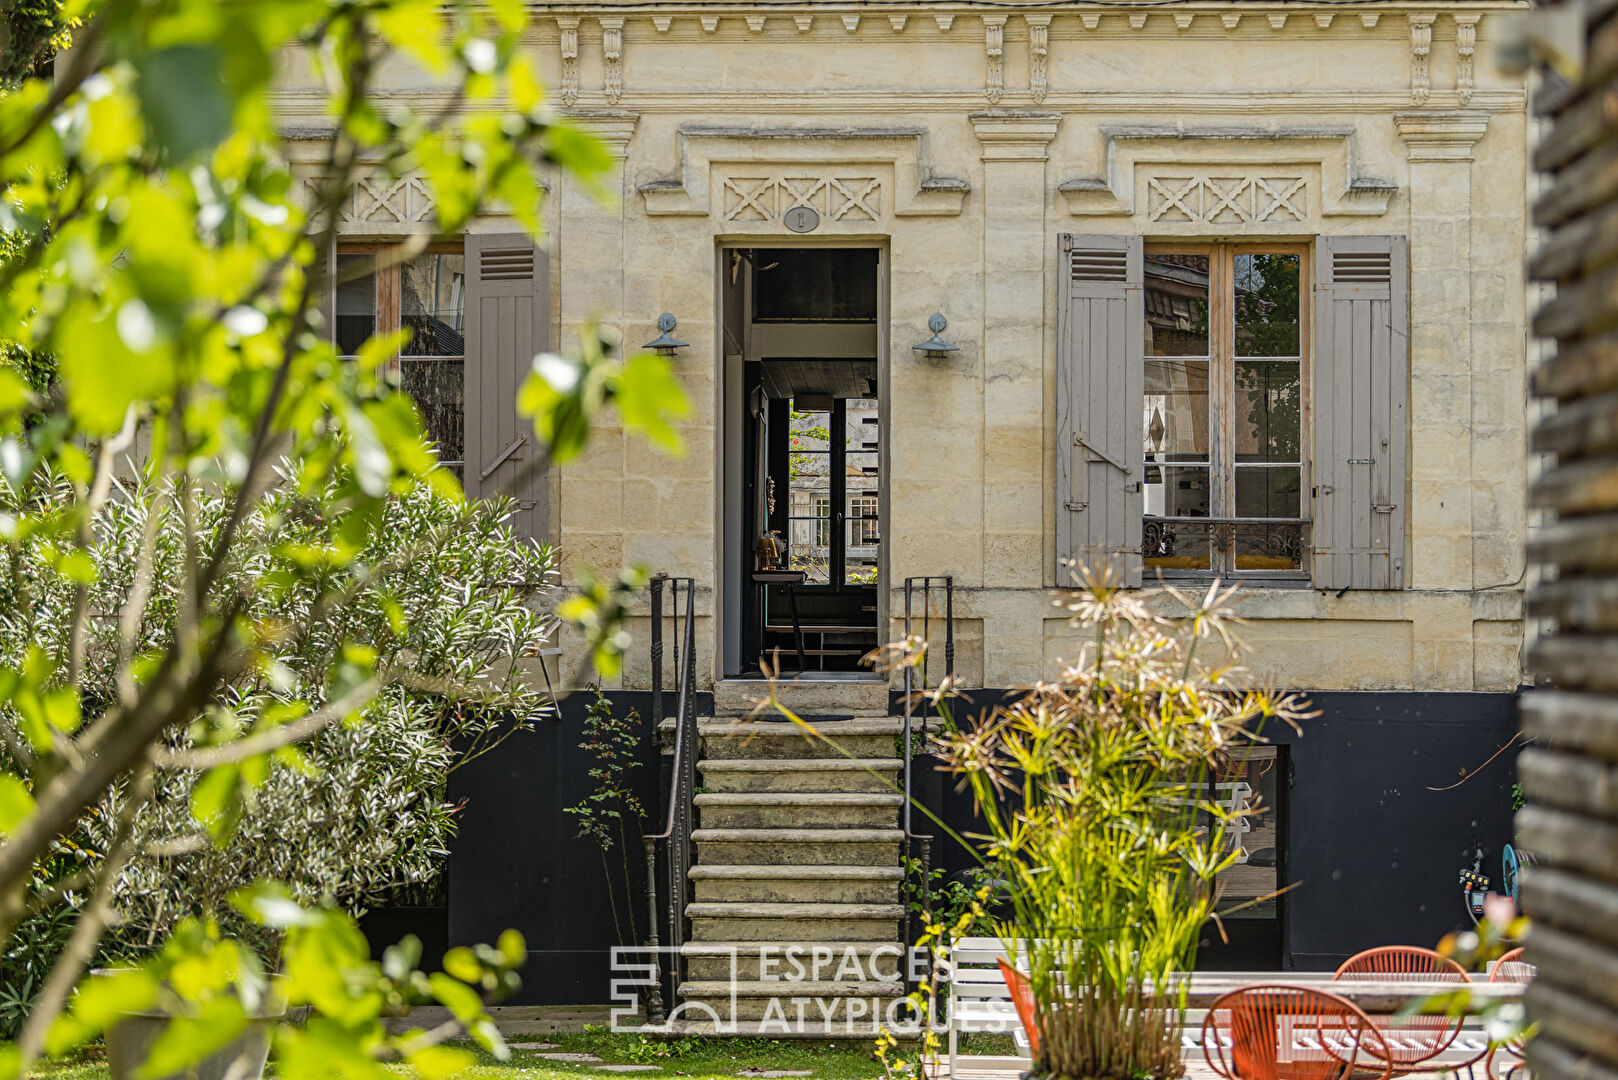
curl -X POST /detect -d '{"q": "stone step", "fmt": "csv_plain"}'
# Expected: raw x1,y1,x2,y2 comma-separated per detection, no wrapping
695,719,905,760
677,980,905,1022
698,758,902,794
690,863,904,903
713,678,888,717
681,940,914,982
686,901,904,942
693,827,903,866
695,792,903,829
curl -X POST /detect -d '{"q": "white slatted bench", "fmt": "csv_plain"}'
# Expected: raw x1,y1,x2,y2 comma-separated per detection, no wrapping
944,937,1032,1064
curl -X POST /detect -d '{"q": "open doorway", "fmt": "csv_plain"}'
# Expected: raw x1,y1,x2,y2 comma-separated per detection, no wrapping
720,246,885,679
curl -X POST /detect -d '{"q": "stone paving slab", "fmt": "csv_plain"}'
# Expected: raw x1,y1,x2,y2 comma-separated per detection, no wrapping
530,1053,605,1062
510,1043,561,1050
599,1066,661,1072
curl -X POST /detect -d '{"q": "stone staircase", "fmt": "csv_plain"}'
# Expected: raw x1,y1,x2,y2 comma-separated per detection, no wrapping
664,681,913,1036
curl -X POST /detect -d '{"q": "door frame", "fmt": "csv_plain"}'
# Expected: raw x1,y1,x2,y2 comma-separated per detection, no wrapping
714,238,891,680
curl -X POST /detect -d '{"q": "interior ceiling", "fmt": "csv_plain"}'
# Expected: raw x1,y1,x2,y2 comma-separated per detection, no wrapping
758,359,878,401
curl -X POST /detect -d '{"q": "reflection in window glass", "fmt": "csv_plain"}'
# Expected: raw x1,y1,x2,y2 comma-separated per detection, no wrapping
399,252,467,480
1145,254,1210,357
786,406,831,584
1235,467,1301,518
1143,465,1210,519
1234,361,1301,464
335,253,376,356
1234,253,1301,357
1144,360,1211,463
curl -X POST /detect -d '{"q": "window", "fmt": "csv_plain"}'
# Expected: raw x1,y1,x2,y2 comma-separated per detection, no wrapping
849,494,879,546
1142,244,1307,576
332,244,467,482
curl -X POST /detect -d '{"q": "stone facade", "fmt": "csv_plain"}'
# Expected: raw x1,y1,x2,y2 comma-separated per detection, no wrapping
274,0,1531,695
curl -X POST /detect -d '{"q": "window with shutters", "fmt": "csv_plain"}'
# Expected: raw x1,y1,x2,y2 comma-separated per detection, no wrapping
1141,243,1309,577
332,243,467,483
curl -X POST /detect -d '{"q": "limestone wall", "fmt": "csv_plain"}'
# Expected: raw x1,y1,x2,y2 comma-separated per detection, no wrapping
274,1,1532,693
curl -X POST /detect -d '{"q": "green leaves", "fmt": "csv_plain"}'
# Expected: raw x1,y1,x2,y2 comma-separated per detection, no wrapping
557,565,650,679
518,329,692,465
134,45,233,160
0,775,35,837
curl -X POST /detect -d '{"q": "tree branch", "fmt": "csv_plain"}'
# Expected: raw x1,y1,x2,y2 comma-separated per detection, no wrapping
153,673,385,771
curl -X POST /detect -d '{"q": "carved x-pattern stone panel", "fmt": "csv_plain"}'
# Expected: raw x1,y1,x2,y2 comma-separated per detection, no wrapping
1146,174,1308,225
721,174,883,224
303,173,438,230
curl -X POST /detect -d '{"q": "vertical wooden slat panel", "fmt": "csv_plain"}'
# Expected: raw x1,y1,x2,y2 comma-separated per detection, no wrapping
1312,235,1407,590
1526,11,1618,1075
465,233,550,544
1055,234,1144,585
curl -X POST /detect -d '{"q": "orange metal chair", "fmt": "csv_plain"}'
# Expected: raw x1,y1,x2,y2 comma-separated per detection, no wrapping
996,958,1041,1058
1202,984,1393,1080
1484,948,1534,1080
1333,946,1476,1075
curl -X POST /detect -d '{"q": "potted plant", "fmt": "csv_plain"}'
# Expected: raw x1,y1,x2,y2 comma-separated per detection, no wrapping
933,569,1312,1080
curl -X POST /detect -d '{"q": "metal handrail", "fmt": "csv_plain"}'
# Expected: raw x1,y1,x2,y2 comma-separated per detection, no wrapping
899,575,954,970
641,574,697,1024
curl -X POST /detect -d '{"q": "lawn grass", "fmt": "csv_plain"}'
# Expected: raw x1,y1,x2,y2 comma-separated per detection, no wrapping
25,1030,1016,1080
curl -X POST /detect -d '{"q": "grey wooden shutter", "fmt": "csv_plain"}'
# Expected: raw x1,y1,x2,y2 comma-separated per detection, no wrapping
1312,235,1408,589
464,233,550,543
1056,234,1145,587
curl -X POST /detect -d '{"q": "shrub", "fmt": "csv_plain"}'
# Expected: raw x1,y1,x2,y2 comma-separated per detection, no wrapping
0,468,557,959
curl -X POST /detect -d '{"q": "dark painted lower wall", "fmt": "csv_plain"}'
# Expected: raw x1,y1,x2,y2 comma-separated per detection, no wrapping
917,689,1522,972
422,687,1517,1003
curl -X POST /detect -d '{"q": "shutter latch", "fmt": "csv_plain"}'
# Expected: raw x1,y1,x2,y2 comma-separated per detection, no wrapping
1348,458,1375,465
1075,432,1130,472
1066,499,1087,512
1372,504,1396,514
480,434,529,482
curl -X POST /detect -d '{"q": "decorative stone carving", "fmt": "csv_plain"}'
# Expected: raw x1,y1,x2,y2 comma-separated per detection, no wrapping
934,14,953,31
1361,13,1381,28
1409,13,1437,104
842,14,860,32
652,15,671,32
700,15,719,32
556,17,579,106
794,14,812,32
1146,174,1308,224
1129,13,1149,29
1174,14,1195,31
1080,14,1101,30
722,174,881,224
1268,13,1288,29
889,15,906,32
1058,127,1398,224
1221,14,1242,29
1455,13,1482,105
307,172,436,230
983,16,1006,104
1027,15,1051,103
1316,13,1335,29
599,17,623,104
745,15,765,32
637,126,968,220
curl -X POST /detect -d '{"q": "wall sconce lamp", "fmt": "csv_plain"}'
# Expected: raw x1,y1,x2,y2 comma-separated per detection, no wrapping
643,313,689,356
912,313,960,360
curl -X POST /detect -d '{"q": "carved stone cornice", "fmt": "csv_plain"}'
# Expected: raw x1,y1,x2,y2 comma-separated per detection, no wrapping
636,125,969,222
982,16,1007,104
1408,12,1437,105
1059,126,1398,224
970,112,1062,162
1454,12,1482,105
1026,15,1052,104
556,17,580,106
599,17,624,104
1395,110,1490,162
